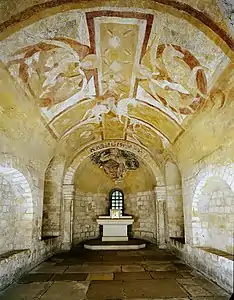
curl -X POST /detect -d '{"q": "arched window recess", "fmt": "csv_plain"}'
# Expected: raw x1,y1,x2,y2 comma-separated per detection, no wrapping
109,189,124,216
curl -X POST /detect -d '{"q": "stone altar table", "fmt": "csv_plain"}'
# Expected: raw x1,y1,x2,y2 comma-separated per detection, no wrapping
97,215,134,242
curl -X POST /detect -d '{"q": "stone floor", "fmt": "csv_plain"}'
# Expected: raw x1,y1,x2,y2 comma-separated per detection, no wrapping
0,245,232,300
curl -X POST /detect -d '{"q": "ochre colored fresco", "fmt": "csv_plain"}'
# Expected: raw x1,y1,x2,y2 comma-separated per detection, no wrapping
75,156,156,194
0,1,234,294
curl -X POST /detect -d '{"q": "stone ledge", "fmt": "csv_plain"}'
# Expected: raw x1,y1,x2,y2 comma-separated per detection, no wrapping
0,249,31,291
198,247,234,261
83,238,147,250
0,249,30,261
169,241,233,293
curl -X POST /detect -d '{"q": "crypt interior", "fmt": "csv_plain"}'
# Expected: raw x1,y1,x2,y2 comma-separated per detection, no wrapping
0,0,233,299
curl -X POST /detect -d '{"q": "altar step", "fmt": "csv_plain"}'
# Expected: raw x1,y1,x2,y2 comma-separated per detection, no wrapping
84,238,146,250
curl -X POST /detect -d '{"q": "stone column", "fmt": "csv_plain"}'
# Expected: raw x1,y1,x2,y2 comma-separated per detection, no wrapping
154,186,167,249
61,184,74,250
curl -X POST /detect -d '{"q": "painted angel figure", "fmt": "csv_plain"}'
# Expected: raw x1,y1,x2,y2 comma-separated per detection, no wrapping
136,35,207,114
7,37,99,108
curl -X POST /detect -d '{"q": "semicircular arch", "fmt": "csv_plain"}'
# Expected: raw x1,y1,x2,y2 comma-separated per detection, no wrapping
63,139,165,186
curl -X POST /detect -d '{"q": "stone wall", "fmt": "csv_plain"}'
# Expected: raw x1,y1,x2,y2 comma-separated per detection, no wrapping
192,176,234,253
165,162,184,238
166,184,184,238
0,67,61,291
72,189,157,244
125,191,156,243
170,239,233,293
72,191,108,244
42,157,65,237
0,175,19,254
0,162,62,291
172,86,234,293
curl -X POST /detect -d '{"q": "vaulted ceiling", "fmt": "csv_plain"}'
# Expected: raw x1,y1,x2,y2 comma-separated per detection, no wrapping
0,0,233,163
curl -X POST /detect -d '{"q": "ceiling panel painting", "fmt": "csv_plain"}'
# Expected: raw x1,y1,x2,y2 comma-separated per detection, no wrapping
128,103,183,142
0,5,231,154
103,113,126,140
59,123,102,153
50,99,96,136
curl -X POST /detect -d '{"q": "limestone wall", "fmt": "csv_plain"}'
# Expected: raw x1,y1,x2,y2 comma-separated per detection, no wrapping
71,155,157,245
0,175,18,254
72,191,108,244
0,162,62,291
72,189,157,244
166,184,184,238
42,157,66,237
193,176,234,253
171,83,234,292
165,162,184,238
170,239,233,293
0,62,60,291
125,191,157,242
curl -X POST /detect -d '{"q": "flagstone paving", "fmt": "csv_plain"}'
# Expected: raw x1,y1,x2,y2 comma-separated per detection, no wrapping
0,245,231,300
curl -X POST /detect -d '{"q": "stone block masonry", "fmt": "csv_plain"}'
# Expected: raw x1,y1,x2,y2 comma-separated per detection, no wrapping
125,191,157,243
72,190,157,244
73,191,109,244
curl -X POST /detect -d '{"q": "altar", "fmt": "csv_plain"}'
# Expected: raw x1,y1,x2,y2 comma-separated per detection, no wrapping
97,210,134,241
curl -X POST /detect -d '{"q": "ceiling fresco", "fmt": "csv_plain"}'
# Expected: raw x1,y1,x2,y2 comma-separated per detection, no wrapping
0,6,232,158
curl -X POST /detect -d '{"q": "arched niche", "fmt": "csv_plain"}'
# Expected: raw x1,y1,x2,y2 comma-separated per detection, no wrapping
165,161,185,239
72,151,157,244
41,156,65,238
0,165,33,253
61,140,165,249
192,175,234,254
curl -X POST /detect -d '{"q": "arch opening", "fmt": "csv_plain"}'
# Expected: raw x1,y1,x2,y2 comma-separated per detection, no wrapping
192,176,234,254
42,157,65,239
71,149,158,245
109,189,124,216
0,165,33,253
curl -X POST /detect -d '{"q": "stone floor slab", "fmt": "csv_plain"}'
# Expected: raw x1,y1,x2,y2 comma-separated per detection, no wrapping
179,270,197,278
189,297,230,300
181,284,212,297
30,266,68,274
52,273,88,281
150,271,182,279
114,271,152,280
0,282,51,300
122,265,145,272
143,263,177,272
19,273,54,283
87,273,114,280
173,262,192,271
176,278,197,285
87,280,124,300
192,278,230,296
141,260,172,265
123,279,188,299
40,281,90,300
66,265,121,273
0,245,231,300
124,298,190,300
